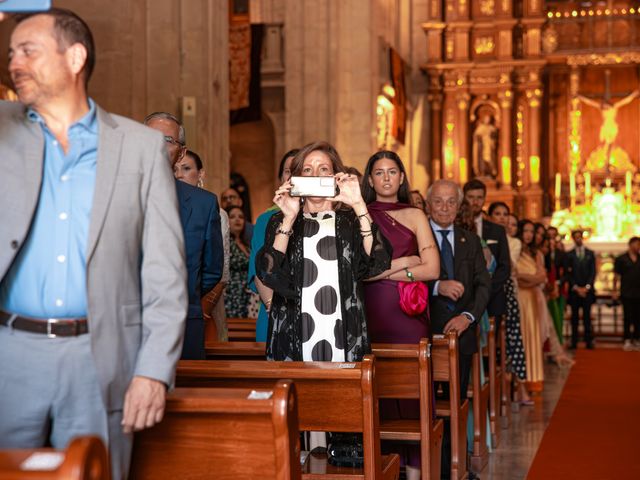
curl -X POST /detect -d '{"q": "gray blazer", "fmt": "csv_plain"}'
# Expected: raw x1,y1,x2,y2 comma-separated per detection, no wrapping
0,100,188,410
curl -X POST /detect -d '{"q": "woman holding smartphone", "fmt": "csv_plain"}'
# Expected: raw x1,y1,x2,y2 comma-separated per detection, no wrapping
256,141,392,362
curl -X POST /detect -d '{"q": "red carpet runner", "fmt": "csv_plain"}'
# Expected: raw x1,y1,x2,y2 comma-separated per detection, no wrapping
527,349,640,479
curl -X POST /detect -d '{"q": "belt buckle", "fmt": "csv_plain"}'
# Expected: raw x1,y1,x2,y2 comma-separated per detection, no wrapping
47,318,59,338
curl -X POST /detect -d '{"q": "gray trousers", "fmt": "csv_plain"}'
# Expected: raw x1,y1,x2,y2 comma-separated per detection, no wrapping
0,326,132,480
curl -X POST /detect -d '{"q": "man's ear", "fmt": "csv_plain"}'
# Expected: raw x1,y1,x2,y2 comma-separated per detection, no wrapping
66,43,88,78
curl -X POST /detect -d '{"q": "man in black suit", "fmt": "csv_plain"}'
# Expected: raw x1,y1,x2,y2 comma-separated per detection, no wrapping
428,179,491,397
566,230,596,349
427,180,490,479
463,180,510,324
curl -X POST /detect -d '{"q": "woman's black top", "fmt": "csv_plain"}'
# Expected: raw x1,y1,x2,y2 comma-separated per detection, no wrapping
256,209,392,361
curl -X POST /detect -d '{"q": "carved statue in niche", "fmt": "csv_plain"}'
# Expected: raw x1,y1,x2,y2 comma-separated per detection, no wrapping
472,108,499,179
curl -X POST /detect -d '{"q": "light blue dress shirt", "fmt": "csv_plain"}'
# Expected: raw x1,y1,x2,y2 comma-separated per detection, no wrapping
0,99,99,318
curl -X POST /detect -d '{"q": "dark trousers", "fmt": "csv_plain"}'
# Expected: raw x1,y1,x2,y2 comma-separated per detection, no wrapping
440,352,472,478
569,295,594,347
180,317,205,359
622,297,640,341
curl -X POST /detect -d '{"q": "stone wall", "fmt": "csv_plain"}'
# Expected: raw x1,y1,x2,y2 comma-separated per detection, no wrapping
0,0,229,195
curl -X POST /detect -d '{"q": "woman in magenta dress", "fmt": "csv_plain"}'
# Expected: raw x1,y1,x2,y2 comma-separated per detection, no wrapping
362,151,440,480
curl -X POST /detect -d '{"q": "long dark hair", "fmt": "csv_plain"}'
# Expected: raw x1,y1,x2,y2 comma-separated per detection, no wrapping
517,219,537,256
225,205,248,248
455,199,476,232
534,222,546,248
278,148,300,181
488,201,509,216
361,150,411,204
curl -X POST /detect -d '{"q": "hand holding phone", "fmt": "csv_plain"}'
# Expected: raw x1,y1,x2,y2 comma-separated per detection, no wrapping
0,0,51,13
290,176,338,198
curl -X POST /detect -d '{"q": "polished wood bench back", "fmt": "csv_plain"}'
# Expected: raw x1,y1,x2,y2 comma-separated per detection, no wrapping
131,381,301,480
372,339,444,480
205,340,266,359
0,436,109,480
431,332,470,480
176,356,399,480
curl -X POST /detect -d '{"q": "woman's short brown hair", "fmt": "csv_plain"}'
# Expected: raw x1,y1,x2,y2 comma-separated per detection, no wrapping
290,141,346,176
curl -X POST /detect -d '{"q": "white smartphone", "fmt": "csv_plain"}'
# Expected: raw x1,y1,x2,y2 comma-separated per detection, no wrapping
290,176,338,197
0,0,51,12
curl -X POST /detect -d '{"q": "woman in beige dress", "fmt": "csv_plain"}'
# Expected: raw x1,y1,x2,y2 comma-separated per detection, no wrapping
516,220,546,393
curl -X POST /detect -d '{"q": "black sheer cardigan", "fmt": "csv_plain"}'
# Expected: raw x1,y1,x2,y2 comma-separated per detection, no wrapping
256,209,392,361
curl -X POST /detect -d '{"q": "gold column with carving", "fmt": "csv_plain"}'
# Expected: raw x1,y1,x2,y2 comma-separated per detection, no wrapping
522,79,544,219
456,78,470,183
429,89,444,180
497,87,513,188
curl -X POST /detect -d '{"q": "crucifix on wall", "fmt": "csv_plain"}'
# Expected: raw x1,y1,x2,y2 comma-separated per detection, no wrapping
577,68,639,174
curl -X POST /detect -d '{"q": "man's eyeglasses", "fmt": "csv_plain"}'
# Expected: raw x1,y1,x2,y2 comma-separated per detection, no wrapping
164,135,185,147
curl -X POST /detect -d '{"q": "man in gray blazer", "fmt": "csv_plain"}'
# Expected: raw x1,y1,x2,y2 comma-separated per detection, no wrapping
0,9,187,479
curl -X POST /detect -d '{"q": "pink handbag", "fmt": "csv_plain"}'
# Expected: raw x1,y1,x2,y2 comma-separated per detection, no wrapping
397,281,429,316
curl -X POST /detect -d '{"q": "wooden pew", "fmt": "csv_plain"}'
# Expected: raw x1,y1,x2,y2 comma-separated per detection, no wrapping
482,318,500,448
432,333,470,480
468,333,490,473
0,436,109,480
498,316,512,429
227,317,257,341
176,356,400,480
372,339,444,480
131,381,301,480
206,340,266,359
202,282,225,343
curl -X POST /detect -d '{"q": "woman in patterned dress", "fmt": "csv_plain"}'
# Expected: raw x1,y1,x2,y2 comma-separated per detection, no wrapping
488,204,533,405
256,141,392,362
224,206,259,318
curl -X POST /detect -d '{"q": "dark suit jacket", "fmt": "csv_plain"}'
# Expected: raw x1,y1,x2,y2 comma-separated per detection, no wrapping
175,180,224,320
428,225,491,355
565,247,596,303
481,218,510,317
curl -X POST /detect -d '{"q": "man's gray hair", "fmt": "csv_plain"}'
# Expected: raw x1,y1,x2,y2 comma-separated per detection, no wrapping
144,111,186,145
426,179,464,204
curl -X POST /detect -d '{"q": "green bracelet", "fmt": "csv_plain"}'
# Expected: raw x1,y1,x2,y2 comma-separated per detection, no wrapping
404,267,414,282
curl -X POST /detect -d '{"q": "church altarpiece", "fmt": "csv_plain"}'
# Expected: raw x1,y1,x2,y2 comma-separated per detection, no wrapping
421,0,640,241
422,0,640,293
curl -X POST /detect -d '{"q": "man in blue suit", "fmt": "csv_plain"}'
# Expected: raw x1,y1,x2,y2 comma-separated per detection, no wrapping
145,112,223,359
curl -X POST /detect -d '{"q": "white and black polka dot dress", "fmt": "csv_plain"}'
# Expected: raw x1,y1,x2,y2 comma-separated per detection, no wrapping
301,211,345,362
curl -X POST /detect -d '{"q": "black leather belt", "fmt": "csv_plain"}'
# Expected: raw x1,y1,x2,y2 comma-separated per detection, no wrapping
0,311,88,337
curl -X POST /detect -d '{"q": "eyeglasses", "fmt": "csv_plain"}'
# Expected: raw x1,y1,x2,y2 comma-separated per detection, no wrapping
164,135,185,147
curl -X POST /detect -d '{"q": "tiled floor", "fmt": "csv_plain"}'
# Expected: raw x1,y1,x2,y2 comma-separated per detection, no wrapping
479,359,572,479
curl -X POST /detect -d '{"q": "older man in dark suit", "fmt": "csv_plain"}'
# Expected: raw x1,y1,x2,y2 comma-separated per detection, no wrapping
427,180,490,479
145,112,223,360
566,230,596,349
428,180,491,398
